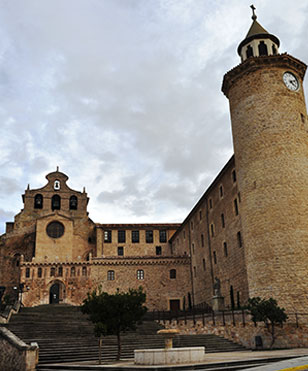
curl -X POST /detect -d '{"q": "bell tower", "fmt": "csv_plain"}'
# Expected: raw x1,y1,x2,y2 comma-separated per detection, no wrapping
222,6,308,310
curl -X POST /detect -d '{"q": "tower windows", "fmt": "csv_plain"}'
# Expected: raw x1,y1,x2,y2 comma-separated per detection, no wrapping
170,269,176,279
69,195,78,210
146,230,153,243
234,198,239,215
137,269,144,280
34,194,43,209
221,213,225,228
258,41,268,56
201,233,205,247
118,230,125,243
232,169,236,183
107,270,115,280
132,230,139,243
210,223,215,237
237,231,242,248
246,45,253,58
223,242,228,257
51,195,61,211
117,246,124,256
219,185,224,198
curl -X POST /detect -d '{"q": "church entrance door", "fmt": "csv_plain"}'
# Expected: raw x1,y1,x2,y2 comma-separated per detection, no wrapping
50,283,60,304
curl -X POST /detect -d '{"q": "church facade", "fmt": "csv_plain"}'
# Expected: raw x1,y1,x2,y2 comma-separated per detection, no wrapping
1,10,307,312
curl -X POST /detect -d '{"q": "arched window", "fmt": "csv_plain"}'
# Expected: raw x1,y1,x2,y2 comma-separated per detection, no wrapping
258,41,268,56
58,267,63,277
82,266,87,276
50,267,56,277
38,267,42,278
69,195,78,210
34,194,43,209
246,45,253,58
25,267,30,278
107,270,115,280
52,195,61,211
137,269,144,280
170,269,176,279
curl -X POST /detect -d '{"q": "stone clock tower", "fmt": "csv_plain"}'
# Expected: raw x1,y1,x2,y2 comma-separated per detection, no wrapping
222,7,308,310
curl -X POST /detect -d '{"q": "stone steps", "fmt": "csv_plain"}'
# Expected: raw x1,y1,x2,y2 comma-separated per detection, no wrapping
1,305,246,364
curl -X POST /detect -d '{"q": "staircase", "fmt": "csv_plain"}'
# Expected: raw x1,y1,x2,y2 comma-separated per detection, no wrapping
1,305,245,365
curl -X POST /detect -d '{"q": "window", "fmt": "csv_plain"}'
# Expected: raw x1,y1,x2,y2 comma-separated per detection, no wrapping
69,195,78,210
170,269,176,279
46,221,64,239
210,224,214,237
104,230,112,243
38,267,42,278
192,243,195,254
201,233,205,247
34,194,43,209
202,259,206,271
26,267,30,278
237,231,242,248
118,230,125,243
190,221,194,230
58,267,63,277
50,267,56,277
219,185,224,198
13,253,21,267
71,267,75,277
223,242,228,257
132,230,139,243
51,195,61,211
234,199,239,216
199,210,202,220
246,44,253,58
146,230,153,243
232,169,236,183
213,251,217,264
156,246,162,255
82,266,87,276
107,270,115,280
159,230,167,243
272,44,277,55
118,246,124,256
137,269,144,280
209,198,213,209
193,266,196,277
258,41,268,56
221,213,225,228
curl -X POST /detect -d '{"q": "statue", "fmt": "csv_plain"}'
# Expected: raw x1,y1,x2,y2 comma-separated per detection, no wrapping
213,277,221,297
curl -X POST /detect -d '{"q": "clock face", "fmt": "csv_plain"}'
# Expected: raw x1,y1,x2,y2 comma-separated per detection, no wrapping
283,72,299,91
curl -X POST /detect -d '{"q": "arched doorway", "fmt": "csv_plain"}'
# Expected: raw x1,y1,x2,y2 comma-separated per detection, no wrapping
49,281,65,304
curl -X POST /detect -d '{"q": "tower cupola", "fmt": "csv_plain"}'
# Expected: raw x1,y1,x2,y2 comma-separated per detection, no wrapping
237,5,280,62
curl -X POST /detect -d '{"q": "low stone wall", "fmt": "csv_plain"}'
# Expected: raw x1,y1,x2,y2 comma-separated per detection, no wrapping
161,316,308,349
0,327,39,371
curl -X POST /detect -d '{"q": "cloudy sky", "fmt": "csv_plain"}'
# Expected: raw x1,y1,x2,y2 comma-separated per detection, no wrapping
0,0,307,233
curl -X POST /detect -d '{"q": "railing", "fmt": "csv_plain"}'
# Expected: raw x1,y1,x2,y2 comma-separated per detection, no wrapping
146,307,308,328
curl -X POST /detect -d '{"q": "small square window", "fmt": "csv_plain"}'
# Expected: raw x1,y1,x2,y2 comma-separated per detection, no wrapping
156,246,162,255
107,270,115,280
219,185,224,198
118,246,124,256
146,230,153,243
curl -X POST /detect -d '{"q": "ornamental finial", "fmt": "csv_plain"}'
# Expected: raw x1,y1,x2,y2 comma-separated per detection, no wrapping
250,4,257,21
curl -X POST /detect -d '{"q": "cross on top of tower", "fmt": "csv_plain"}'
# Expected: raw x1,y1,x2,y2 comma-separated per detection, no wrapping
250,4,257,21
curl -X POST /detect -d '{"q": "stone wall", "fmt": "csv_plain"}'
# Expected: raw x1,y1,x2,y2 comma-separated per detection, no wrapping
163,313,308,349
0,327,38,371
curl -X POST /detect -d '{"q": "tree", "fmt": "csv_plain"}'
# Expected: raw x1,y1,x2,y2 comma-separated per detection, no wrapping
81,286,147,362
247,297,288,348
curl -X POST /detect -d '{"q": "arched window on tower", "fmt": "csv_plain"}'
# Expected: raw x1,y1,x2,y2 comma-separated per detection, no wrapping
246,45,253,59
69,195,78,210
51,195,61,211
258,41,268,56
34,194,43,209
